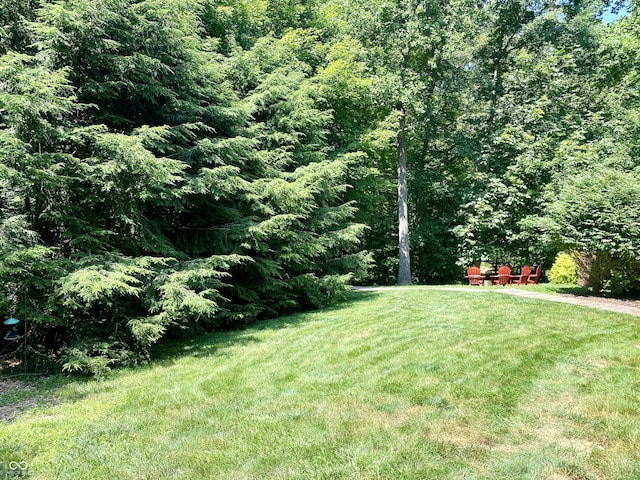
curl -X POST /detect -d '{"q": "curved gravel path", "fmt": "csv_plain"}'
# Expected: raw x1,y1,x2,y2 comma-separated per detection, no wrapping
490,288,640,316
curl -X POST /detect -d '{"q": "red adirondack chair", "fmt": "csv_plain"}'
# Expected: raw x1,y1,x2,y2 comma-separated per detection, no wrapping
491,265,511,285
528,265,542,284
465,266,483,285
511,265,531,285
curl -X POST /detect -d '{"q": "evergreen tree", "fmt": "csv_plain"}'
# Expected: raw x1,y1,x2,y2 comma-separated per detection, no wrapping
1,0,369,373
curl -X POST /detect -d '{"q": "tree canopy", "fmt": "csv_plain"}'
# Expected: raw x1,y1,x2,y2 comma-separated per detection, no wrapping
1,0,637,373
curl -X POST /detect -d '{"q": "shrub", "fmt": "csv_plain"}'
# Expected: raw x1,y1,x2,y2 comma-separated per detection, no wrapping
548,252,578,284
547,168,640,295
577,251,640,296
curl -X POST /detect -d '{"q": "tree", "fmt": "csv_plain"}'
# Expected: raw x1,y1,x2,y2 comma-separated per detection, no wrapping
0,0,37,54
223,29,370,313
454,0,611,268
546,168,640,294
332,0,464,285
0,0,370,373
537,6,640,294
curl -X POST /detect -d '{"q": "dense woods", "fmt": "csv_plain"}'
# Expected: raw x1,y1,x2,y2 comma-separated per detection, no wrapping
1,0,638,373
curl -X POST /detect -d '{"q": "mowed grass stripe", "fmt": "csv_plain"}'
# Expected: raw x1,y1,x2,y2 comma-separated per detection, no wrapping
1,288,639,479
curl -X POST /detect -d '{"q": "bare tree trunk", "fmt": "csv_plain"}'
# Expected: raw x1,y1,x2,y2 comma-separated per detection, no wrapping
397,111,412,285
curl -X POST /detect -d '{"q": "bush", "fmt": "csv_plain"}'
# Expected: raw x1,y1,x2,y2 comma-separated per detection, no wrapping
548,252,578,284
547,168,640,295
577,251,640,296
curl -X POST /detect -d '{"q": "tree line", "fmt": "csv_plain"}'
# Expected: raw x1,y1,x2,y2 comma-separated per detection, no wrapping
0,0,637,373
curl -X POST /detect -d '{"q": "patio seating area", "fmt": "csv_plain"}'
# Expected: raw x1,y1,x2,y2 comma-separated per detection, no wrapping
465,265,542,286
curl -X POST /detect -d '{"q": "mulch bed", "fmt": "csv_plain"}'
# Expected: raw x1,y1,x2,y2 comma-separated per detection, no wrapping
0,377,56,422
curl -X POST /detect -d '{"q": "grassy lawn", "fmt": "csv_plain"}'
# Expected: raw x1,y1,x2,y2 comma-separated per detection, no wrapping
1,287,640,479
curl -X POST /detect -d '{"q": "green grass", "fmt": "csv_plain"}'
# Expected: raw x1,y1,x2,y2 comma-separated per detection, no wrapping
2,287,640,479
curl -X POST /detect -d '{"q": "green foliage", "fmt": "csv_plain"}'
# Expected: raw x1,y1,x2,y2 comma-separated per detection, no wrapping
547,252,578,284
288,273,352,309
0,0,36,53
465,2,640,276
0,51,76,145
0,246,62,321
60,340,137,378
576,251,640,296
54,254,249,372
549,168,640,257
148,255,248,330
60,264,144,309
2,0,637,372
0,0,369,374
544,167,640,294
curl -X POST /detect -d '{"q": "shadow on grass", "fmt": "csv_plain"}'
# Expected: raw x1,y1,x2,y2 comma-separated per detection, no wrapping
0,374,69,422
547,285,592,296
0,290,382,413
148,289,381,366
541,284,640,300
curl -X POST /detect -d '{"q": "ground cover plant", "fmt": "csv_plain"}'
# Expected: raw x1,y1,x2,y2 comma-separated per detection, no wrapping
1,287,640,479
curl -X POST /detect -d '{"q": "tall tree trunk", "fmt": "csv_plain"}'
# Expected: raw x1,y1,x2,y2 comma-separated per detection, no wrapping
397,111,412,285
